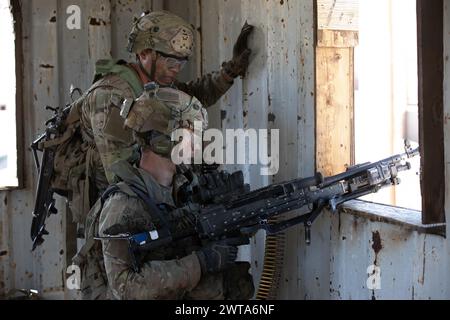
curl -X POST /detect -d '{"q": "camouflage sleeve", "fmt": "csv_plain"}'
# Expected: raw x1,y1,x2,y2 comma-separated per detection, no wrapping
82,87,135,184
98,193,202,300
175,69,234,107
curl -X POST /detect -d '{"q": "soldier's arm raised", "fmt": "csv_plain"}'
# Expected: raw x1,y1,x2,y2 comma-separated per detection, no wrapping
175,22,254,108
175,70,234,108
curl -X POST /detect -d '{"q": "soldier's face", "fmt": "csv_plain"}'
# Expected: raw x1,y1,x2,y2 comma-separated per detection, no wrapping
140,147,177,184
138,50,184,86
154,54,185,85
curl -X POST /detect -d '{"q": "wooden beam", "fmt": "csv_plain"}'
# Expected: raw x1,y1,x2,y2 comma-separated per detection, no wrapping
316,46,354,176
417,0,445,224
317,29,358,48
12,0,24,189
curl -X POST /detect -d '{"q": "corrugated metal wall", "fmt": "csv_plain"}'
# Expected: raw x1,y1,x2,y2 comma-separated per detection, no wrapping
1,0,450,300
197,0,316,298
0,0,165,299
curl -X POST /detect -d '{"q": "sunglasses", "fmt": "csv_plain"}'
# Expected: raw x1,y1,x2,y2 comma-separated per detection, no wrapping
157,51,188,71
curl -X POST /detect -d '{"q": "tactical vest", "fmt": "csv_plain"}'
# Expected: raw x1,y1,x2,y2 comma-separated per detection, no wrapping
73,182,254,300
47,60,143,230
72,180,181,300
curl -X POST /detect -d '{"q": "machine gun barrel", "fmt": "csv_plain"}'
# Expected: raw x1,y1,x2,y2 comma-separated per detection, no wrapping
321,147,419,188
101,143,421,267
195,146,420,242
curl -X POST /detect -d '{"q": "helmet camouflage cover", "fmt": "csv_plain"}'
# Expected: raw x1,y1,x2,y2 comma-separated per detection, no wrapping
122,85,207,156
127,10,195,58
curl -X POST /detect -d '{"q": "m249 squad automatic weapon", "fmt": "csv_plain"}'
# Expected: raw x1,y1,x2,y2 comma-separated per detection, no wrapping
102,141,419,272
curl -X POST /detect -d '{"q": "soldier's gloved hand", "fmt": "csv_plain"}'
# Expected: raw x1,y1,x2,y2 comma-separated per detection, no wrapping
222,22,255,79
196,237,249,274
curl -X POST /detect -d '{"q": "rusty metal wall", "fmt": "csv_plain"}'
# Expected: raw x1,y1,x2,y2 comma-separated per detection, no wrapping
2,0,450,300
328,212,450,299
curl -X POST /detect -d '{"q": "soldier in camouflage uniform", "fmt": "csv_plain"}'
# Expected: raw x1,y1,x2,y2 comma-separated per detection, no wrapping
75,86,254,300
78,11,254,220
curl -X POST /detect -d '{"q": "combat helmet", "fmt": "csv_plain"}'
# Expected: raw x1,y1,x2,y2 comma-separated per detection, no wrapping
121,83,208,157
127,10,195,58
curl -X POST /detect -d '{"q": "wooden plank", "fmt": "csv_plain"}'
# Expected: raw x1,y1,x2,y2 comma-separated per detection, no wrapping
316,47,354,176
317,29,358,48
317,0,358,31
417,0,445,224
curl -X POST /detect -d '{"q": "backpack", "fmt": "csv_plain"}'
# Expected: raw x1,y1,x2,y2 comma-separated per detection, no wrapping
31,60,143,245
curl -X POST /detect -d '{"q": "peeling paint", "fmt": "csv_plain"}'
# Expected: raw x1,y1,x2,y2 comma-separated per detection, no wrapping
268,113,276,123
372,231,382,256
220,110,227,121
39,64,54,69
89,17,107,26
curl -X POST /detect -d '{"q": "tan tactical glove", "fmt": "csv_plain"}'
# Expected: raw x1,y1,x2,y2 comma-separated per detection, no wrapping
222,22,255,79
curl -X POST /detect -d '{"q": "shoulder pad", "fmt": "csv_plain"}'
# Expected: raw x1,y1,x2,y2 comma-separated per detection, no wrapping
101,182,139,204
116,182,138,197
95,59,117,76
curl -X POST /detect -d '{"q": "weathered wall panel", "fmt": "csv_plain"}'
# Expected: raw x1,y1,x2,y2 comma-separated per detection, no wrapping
110,0,154,62
329,210,449,300
0,0,164,299
164,0,201,83
198,0,316,298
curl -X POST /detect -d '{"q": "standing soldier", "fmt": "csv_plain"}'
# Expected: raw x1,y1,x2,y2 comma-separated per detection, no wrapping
74,11,254,230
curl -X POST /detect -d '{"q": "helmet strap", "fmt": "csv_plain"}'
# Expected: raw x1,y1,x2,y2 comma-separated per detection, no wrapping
137,51,157,82
150,54,157,82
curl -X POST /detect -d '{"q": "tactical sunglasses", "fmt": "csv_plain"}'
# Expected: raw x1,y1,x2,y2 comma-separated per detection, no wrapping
157,51,188,71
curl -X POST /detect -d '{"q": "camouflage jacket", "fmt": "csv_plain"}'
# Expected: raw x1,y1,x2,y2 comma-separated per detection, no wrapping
80,59,234,191
89,161,253,300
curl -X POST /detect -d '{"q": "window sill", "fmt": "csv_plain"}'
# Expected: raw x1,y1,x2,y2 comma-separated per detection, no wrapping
340,200,446,237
